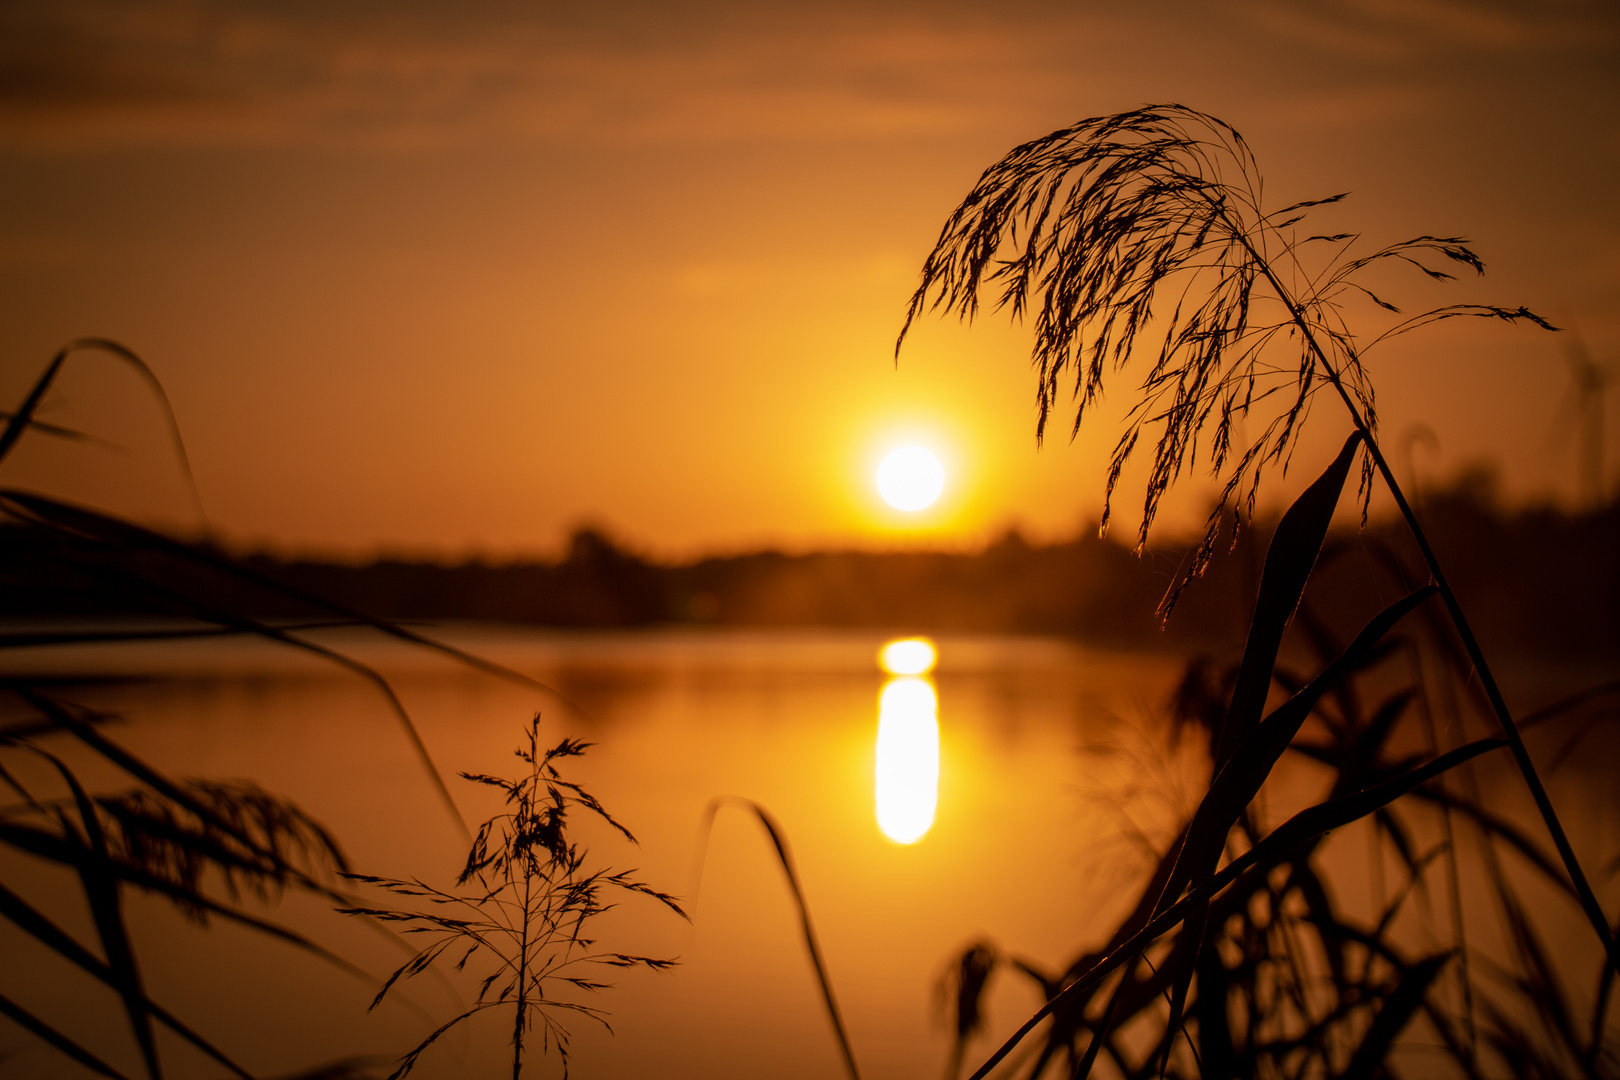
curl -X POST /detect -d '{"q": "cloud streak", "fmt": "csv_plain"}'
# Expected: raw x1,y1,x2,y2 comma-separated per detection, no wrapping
6,0,1611,152
0,1,1069,150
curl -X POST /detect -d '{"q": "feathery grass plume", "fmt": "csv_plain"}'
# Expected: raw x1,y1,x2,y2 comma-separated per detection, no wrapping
897,103,1551,615
900,102,1619,988
340,714,684,1080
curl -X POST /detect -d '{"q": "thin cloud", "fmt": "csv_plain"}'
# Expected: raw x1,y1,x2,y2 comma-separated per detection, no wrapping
1239,0,1618,61
0,1,1076,150
17,0,1606,153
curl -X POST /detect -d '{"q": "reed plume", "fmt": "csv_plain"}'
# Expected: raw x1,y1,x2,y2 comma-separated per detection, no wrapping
897,103,1615,991
341,715,684,1080
898,104,1550,611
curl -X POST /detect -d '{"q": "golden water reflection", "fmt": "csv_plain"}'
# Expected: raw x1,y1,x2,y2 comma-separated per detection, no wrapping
875,636,940,844
9,630,1597,1079
877,636,936,676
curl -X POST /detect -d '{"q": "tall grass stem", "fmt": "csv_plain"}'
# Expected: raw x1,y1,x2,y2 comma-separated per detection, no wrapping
1241,234,1620,976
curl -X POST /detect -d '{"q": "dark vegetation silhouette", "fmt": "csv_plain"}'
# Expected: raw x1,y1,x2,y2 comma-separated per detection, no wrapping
0,341,678,1079
6,476,1613,661
4,100,1619,1080
937,454,1620,1076
896,105,1619,1077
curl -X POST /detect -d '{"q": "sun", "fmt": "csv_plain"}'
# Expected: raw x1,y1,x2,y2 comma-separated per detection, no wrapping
877,447,945,511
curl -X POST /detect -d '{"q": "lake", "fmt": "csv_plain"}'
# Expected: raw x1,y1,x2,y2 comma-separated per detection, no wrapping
1,624,1614,1079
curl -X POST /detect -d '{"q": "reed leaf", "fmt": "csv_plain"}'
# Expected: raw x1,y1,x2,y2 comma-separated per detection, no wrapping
965,736,1507,1080
1128,450,1435,1076
1217,432,1362,769
0,988,137,1080
0,338,203,526
0,488,556,696
0,881,255,1079
38,745,164,1080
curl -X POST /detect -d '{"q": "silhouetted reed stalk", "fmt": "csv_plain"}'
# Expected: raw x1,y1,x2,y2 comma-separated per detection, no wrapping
896,104,1616,978
340,716,685,1080
692,796,864,1080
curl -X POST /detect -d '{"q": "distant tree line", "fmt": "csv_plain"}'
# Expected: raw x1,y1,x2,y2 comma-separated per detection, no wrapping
4,471,1614,659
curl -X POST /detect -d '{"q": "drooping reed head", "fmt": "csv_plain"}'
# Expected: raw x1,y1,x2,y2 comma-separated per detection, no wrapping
898,103,1552,614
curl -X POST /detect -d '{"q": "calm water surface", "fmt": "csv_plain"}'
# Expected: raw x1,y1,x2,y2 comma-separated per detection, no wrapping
2,625,1613,1079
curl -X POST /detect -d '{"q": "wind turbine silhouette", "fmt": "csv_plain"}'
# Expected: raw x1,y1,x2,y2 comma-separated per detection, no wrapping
1551,336,1613,510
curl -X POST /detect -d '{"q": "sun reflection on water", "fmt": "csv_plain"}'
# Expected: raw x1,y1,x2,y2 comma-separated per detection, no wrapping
878,636,937,676
875,638,940,844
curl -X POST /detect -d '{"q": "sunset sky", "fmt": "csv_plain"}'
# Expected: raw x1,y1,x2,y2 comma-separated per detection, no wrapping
1,0,1615,560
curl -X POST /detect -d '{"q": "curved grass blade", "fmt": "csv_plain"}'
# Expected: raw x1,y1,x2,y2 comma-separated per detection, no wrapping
0,621,362,651
0,411,115,447
37,750,163,1079
1517,678,1620,733
263,1056,394,1080
0,339,206,529
0,489,561,698
694,796,862,1080
0,988,136,1080
0,881,256,1079
0,538,468,836
1405,787,1580,905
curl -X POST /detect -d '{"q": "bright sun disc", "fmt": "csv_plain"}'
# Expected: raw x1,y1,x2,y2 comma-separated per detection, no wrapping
877,447,944,511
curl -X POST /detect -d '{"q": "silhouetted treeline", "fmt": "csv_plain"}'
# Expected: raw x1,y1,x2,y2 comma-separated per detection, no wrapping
3,473,1615,658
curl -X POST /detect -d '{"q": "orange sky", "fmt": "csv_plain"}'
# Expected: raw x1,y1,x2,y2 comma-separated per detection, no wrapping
1,0,1616,560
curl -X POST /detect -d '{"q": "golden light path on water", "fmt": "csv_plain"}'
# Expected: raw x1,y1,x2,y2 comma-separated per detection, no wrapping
875,637,940,844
